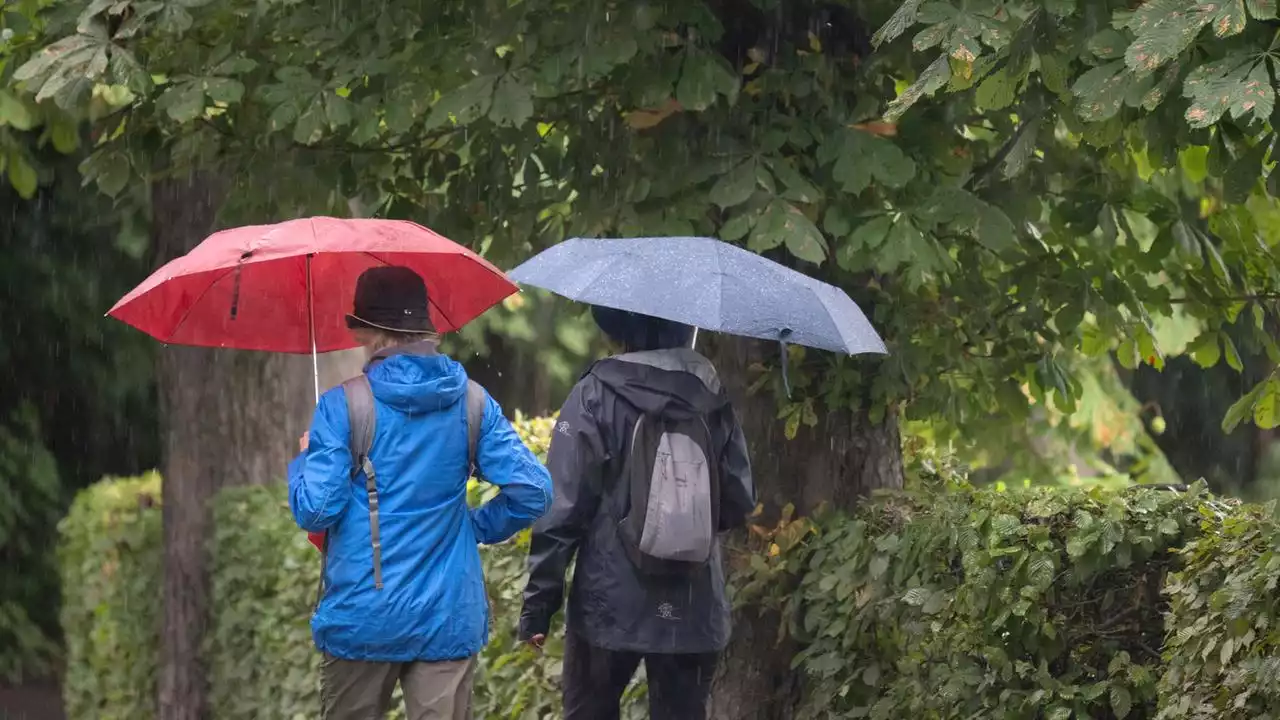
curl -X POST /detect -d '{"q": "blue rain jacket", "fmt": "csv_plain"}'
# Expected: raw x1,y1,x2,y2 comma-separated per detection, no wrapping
288,350,552,662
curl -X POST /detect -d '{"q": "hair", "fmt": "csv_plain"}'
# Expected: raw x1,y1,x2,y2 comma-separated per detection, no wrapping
591,306,694,353
351,326,439,355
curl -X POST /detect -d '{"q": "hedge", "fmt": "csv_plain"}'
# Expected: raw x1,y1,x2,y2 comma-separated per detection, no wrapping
60,428,1280,718
60,415,645,720
734,480,1280,720
59,473,163,720
0,406,63,683
1158,501,1280,718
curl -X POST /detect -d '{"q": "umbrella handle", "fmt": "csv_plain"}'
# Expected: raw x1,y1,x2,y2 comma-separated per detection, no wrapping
779,329,793,399
307,254,319,404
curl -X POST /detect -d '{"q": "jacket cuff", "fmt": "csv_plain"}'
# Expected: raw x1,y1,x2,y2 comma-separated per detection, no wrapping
517,613,551,641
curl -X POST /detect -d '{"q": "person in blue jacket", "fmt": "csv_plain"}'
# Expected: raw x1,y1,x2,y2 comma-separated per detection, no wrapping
288,266,553,720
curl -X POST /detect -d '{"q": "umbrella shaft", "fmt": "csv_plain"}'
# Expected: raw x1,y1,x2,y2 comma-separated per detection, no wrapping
307,254,319,403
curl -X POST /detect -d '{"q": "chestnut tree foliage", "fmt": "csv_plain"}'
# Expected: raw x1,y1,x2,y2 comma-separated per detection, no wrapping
7,0,1280,479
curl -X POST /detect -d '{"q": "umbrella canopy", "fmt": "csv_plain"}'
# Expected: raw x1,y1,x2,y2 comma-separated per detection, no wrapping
109,217,516,354
509,236,886,355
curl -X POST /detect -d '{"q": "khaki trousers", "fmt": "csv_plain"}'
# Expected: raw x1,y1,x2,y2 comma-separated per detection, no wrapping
320,654,475,720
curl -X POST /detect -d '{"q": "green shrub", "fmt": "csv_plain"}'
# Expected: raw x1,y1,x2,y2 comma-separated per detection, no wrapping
62,414,643,719
737,482,1223,720
1158,501,1280,719
58,473,163,720
0,405,62,683
206,484,325,720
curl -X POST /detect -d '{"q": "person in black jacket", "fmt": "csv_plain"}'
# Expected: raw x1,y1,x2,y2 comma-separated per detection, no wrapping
519,306,755,720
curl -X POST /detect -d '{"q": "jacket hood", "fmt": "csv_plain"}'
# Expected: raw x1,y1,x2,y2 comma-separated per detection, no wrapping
363,342,467,414
588,348,728,417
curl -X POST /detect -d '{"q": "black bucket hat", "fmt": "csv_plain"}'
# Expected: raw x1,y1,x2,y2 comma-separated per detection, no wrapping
345,266,436,333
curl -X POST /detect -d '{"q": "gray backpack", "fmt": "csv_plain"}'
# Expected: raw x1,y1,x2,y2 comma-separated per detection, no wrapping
316,375,486,600
617,411,721,577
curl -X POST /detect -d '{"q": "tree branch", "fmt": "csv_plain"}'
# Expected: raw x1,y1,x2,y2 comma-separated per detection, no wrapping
1168,293,1280,305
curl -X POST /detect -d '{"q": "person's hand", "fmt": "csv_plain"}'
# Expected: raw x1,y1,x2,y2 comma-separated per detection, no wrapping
527,634,546,652
299,432,310,453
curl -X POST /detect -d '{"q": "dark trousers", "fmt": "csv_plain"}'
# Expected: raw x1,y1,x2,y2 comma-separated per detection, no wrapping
562,631,718,720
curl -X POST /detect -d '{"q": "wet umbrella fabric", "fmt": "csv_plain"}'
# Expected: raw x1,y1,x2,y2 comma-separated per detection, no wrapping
110,217,516,353
508,236,886,356
109,217,517,401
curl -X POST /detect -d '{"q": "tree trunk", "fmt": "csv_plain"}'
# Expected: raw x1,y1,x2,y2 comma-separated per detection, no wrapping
153,175,363,719
705,336,904,720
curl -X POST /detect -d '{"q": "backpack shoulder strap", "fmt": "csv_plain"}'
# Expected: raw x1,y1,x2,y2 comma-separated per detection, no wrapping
343,374,384,590
343,375,376,469
316,375,382,606
465,380,485,478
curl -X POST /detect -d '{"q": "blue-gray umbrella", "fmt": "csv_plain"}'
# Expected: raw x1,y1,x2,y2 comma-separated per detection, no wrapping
508,236,887,359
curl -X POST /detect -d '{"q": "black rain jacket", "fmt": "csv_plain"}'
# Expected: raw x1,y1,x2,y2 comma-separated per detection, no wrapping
519,348,754,654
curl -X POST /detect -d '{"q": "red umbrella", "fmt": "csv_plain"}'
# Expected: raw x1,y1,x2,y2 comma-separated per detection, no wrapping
109,216,517,398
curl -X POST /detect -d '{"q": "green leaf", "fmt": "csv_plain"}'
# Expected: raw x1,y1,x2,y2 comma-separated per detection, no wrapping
721,209,757,241
677,52,737,112
1223,379,1266,432
1081,323,1110,356
14,34,99,91
1141,60,1184,110
292,97,326,145
203,78,244,105
1224,142,1266,203
157,82,205,123
80,151,130,198
1038,53,1070,95
710,160,757,209
1088,29,1131,61
1111,685,1133,719
1125,0,1243,74
267,102,299,133
1255,379,1280,429
1002,119,1040,178
323,93,354,129
869,554,889,578
7,151,37,199
974,203,1017,253
827,141,871,195
769,157,822,204
975,68,1015,110
824,130,917,191
1248,0,1277,17
1182,55,1273,129
1072,61,1132,122
918,187,1016,253
783,405,802,439
837,215,890,270
212,56,258,75
1188,331,1221,368
489,74,533,128
876,218,927,272
50,121,79,154
426,75,496,130
779,202,828,263
850,216,895,251
823,206,853,238
1223,332,1244,372
886,55,951,121
0,91,38,131
748,200,789,252
873,0,923,47
157,4,194,34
